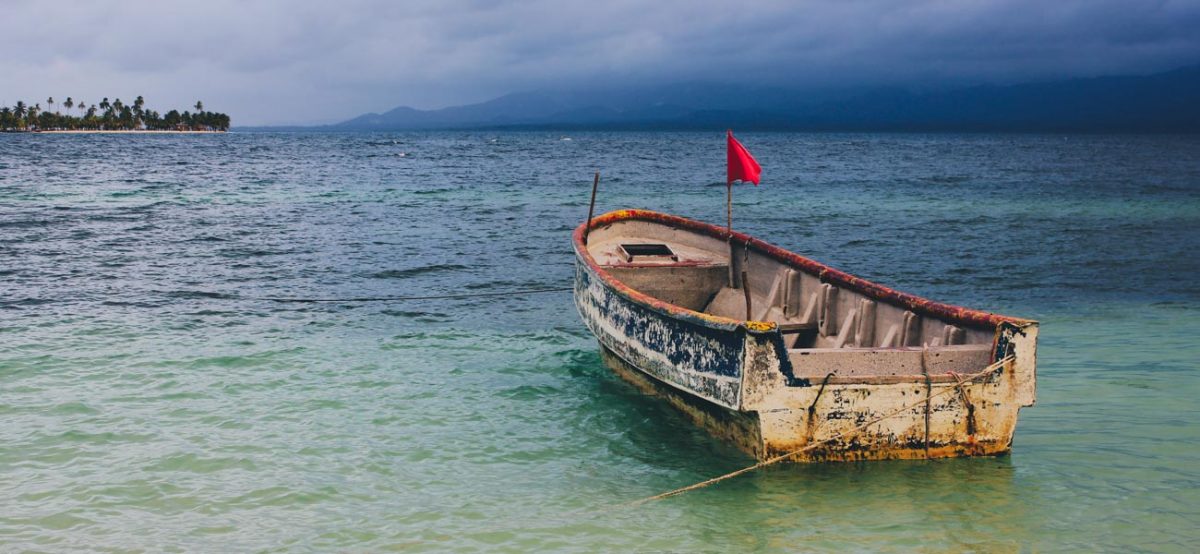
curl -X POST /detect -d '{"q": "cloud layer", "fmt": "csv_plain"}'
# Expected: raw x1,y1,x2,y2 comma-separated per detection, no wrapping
4,0,1198,125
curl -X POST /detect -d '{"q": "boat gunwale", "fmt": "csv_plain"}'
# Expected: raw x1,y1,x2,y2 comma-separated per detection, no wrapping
574,209,1033,333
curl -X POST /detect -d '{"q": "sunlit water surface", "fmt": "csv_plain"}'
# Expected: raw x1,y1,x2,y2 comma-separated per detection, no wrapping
2,132,1198,552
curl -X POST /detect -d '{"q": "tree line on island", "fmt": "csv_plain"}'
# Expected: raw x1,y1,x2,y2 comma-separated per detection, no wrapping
0,96,230,132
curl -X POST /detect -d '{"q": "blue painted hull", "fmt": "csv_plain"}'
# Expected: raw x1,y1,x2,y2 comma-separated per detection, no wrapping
573,252,754,409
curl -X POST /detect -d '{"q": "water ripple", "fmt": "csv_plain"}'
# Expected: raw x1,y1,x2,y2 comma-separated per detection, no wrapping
0,131,1197,551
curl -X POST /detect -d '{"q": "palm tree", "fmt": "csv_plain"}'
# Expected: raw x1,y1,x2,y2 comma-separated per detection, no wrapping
133,96,145,128
143,109,159,129
99,98,113,129
2,96,228,132
62,98,74,130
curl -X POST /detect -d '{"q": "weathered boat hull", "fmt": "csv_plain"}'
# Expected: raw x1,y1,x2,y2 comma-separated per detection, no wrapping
593,331,1035,462
598,346,764,457
574,209,1038,463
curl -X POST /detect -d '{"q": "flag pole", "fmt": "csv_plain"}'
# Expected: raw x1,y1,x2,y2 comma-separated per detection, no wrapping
726,129,735,288
726,180,733,287
726,181,733,238
725,129,761,293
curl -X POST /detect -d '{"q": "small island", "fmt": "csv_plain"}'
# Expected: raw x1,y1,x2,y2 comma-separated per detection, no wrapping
0,96,230,132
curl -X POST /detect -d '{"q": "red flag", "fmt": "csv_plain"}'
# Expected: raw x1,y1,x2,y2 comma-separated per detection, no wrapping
727,129,761,185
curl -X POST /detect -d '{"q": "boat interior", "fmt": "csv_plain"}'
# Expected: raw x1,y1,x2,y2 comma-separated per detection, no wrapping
586,219,996,381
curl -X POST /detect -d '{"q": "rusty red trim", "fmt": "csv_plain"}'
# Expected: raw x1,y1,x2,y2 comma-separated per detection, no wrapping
574,209,1032,331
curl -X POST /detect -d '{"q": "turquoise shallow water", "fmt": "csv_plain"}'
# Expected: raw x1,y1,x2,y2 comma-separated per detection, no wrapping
1,132,1199,552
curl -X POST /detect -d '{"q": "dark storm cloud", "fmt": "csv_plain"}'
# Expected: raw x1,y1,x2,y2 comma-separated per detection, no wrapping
3,0,1197,125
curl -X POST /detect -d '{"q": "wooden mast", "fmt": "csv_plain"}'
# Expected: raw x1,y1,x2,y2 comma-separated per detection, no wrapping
584,171,600,245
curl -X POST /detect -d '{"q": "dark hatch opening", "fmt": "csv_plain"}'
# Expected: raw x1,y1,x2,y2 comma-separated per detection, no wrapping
619,243,678,262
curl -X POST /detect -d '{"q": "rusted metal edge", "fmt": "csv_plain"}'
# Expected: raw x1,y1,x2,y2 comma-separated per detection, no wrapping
575,209,1035,332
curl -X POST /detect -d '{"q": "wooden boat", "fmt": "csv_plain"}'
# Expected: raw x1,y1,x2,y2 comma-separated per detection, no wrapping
573,209,1038,462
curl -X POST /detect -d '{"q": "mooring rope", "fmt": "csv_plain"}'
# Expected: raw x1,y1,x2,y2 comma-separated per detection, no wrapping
623,355,1015,507
229,287,575,303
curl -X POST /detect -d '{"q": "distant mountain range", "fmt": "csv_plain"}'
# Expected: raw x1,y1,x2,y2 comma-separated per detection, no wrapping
248,65,1200,132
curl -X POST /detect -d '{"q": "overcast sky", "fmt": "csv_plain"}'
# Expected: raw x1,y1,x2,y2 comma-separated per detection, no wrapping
3,0,1198,125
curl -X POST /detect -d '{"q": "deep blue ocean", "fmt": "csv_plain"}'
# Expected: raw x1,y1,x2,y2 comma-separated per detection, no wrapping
2,131,1198,551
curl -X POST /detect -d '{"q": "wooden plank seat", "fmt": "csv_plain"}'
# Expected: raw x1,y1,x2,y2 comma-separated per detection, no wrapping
787,344,994,383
